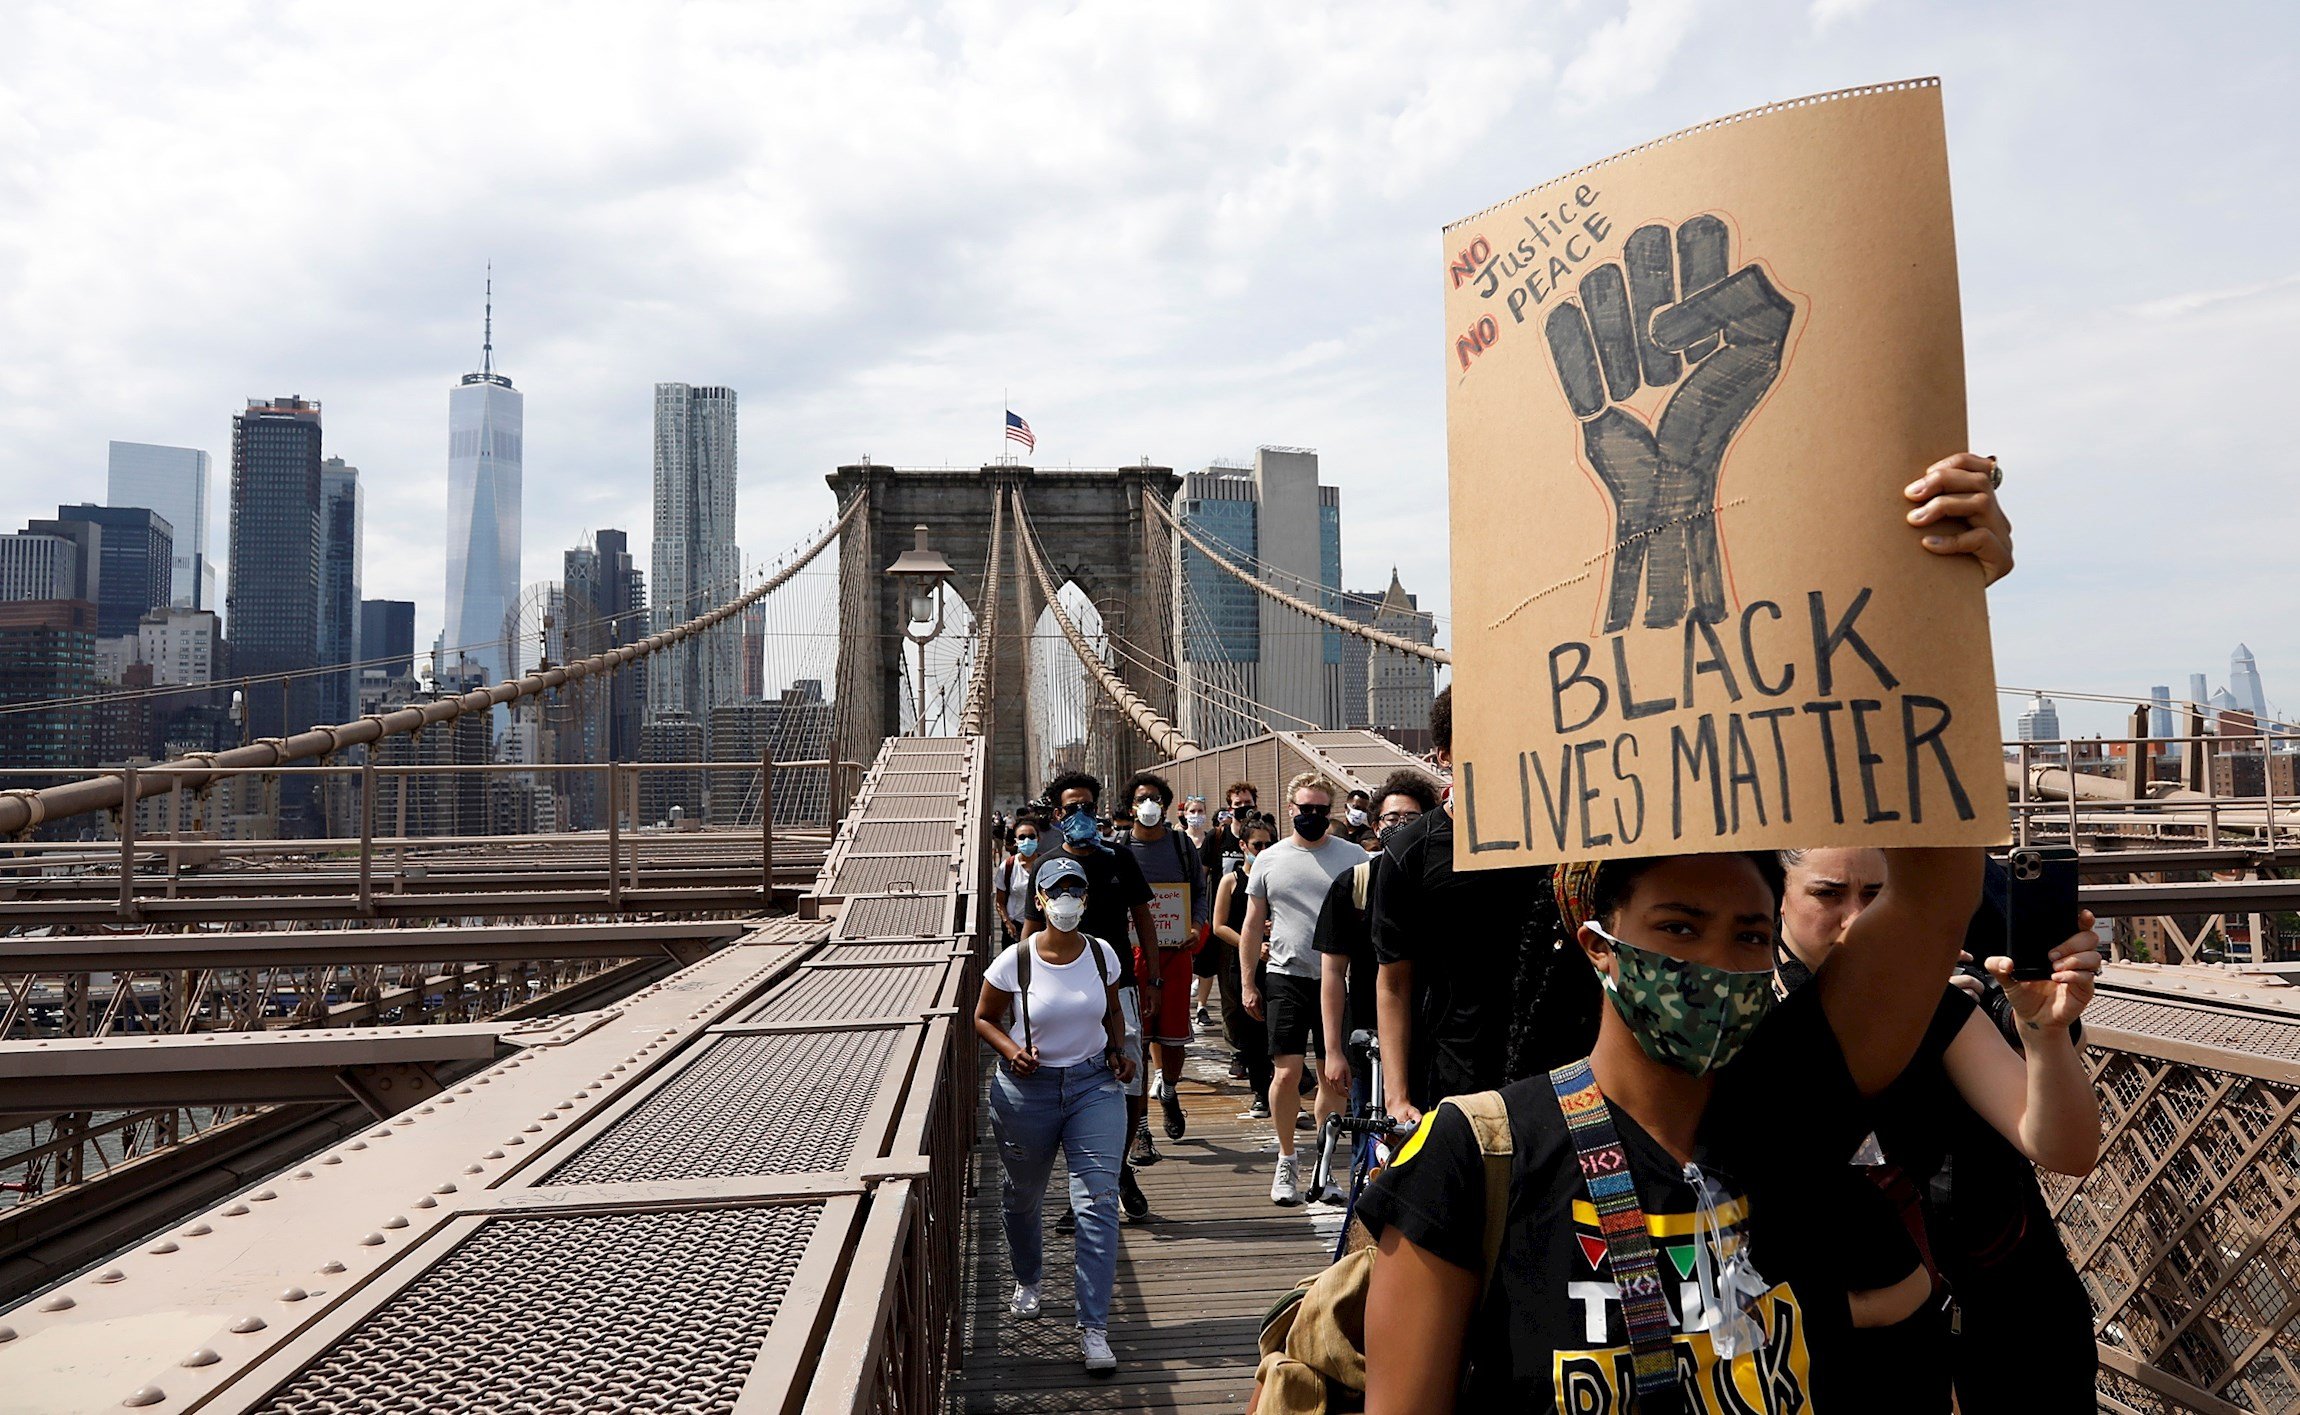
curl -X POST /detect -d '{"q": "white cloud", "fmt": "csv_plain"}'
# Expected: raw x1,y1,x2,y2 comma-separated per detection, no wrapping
1809,0,1880,28
0,0,2295,732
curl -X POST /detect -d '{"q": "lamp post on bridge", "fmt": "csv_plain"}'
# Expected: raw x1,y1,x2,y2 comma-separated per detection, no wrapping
885,524,956,737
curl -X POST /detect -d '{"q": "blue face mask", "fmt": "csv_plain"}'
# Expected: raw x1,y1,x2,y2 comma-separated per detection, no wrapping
1016,836,1039,858
1061,810,1100,847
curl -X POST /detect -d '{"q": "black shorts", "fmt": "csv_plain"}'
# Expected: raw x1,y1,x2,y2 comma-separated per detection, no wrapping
1264,971,1325,1059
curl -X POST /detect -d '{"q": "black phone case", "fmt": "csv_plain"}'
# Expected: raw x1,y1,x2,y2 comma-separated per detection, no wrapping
2005,847,2079,981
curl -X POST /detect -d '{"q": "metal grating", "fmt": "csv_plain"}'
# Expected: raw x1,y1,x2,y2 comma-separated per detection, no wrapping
833,854,951,895
547,1030,901,1182
2091,993,2300,1064
822,941,954,963
250,1204,819,1415
848,820,960,854
864,791,963,813
741,962,945,1023
838,893,951,939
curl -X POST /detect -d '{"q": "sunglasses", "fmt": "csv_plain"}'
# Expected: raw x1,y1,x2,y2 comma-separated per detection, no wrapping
1043,882,1088,899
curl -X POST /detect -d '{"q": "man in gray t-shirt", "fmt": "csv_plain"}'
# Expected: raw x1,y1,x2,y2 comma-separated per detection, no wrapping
1240,773,1359,1203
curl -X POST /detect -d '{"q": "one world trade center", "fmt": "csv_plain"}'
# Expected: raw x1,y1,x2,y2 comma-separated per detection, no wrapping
444,276,522,736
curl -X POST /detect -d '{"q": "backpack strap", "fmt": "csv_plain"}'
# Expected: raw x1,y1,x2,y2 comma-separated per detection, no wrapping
1444,1090,1516,1290
1013,940,1032,1053
1550,1058,1676,1401
1349,859,1372,913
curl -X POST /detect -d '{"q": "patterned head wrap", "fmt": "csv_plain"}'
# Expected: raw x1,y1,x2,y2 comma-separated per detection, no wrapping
1552,859,1604,934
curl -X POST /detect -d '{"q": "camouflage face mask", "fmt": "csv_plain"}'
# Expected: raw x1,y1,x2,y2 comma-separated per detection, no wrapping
1586,921,1778,1076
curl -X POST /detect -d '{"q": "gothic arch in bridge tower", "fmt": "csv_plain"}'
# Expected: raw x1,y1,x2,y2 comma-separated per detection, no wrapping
825,462,1182,810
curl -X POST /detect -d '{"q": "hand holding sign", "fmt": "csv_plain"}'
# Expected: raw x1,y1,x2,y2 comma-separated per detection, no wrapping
1542,217,1796,633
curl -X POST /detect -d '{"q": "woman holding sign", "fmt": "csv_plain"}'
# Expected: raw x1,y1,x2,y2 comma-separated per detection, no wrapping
1354,462,2037,1414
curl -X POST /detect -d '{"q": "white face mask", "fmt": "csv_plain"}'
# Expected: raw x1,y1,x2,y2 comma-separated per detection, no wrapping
1185,811,1206,829
1134,800,1163,827
1346,807,1369,827
1044,895,1088,932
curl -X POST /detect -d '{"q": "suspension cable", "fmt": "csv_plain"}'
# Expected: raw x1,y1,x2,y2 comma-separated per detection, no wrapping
1010,489,1195,757
1142,490,1450,666
0,491,870,837
959,482,1006,737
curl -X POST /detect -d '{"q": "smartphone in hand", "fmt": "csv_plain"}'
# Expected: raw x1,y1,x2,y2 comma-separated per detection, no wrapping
2005,846,2079,982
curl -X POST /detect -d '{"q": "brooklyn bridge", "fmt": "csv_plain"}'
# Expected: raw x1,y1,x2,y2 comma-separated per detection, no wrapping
0,465,2293,1414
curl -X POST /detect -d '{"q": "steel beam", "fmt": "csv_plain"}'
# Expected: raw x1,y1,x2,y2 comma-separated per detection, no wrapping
0,920,748,974
0,1024,516,1115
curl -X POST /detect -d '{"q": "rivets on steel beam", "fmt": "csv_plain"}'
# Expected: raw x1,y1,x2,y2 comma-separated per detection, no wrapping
522,1125,542,1134
382,1216,408,1230
147,1241,178,1255
463,1164,483,1174
347,1141,367,1151
455,1086,473,1094
320,1155,342,1165
222,1205,249,1217
475,1077,492,1085
250,1189,276,1201
483,1149,504,1159
278,1287,308,1302
413,1196,437,1209
505,1137,524,1146
0,1327,14,1343
94,1268,125,1284
180,1349,219,1368
392,1117,415,1126
432,1182,457,1194
39,1294,75,1311
292,1170,313,1181
123,1384,166,1406
318,1261,346,1274
358,1232,385,1246
229,1315,266,1333
418,1106,435,1115
180,1224,211,1237
368,1130,391,1139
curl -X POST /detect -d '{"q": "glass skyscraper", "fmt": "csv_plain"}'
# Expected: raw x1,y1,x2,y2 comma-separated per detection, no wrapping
650,384,740,738
107,441,213,611
444,287,523,725
228,395,324,743
318,458,362,724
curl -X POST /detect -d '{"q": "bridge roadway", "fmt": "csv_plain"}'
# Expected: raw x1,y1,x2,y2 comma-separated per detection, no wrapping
0,734,993,1413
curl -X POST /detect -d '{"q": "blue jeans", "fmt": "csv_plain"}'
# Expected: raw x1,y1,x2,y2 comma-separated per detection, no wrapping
988,1054,1126,1331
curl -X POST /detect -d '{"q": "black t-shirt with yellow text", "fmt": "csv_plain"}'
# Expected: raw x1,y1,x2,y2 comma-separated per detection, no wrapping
1355,987,1867,1413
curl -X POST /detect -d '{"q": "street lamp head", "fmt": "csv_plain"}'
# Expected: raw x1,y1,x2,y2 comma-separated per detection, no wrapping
884,525,955,581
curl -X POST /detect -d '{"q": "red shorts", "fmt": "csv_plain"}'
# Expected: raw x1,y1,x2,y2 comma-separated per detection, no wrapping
1135,943,1198,1046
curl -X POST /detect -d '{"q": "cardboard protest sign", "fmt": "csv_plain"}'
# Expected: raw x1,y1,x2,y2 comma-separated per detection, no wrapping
1444,79,2007,868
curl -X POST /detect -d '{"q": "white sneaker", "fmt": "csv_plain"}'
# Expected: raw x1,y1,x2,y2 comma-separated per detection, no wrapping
1270,1154,1300,1206
1009,1282,1041,1319
1148,1070,1165,1100
1081,1327,1117,1375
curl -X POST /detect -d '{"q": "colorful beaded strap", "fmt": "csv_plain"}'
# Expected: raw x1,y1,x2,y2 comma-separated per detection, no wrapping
1551,1058,1678,1400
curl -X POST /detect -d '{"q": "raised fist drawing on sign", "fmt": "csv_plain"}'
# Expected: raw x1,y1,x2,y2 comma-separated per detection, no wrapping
1543,216,1796,633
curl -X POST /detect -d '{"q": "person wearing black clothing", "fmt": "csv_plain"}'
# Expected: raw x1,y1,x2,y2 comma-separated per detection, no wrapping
1778,848,2102,1413
1370,691,1593,1126
1360,847,1995,1413
1211,814,1277,1119
1199,780,1260,877
1315,773,1440,1112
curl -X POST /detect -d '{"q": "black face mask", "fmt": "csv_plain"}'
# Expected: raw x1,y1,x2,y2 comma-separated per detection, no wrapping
1293,811,1330,841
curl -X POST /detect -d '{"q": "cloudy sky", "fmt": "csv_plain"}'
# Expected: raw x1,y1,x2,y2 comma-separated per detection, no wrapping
1,0,2292,736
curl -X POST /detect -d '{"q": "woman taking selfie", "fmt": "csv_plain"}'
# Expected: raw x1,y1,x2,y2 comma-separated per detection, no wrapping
1776,848,2101,1412
972,854,1135,1377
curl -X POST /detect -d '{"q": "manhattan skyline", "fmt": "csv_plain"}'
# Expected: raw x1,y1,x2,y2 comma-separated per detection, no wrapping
0,2,2294,740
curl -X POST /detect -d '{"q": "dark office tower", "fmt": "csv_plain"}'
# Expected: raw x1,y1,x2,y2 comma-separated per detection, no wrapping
228,396,324,744
360,599,416,679
33,505,173,639
557,528,648,828
317,458,362,724
0,599,96,783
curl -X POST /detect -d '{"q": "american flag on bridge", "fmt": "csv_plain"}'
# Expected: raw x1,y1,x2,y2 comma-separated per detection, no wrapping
1004,410,1034,452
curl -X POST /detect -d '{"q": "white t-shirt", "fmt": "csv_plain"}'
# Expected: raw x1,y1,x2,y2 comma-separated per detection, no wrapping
983,934,1122,1067
1001,857,1034,923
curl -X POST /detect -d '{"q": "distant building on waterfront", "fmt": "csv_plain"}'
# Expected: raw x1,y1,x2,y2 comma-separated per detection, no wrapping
35,505,172,639
554,529,648,829
0,599,97,782
649,384,741,745
318,459,362,725
107,441,214,611
2231,643,2269,721
1365,570,1438,745
0,532,80,602
444,282,523,725
1176,448,1344,744
359,599,416,681
2016,693,2064,755
138,607,219,687
227,395,325,745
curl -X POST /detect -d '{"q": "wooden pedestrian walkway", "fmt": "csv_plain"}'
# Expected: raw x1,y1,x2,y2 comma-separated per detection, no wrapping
951,1034,1337,1413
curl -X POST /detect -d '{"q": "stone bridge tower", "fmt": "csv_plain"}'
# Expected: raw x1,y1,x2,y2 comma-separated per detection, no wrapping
827,462,1182,811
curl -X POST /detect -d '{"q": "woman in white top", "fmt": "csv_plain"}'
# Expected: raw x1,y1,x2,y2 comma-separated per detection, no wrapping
994,815,1045,941
973,853,1136,1376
